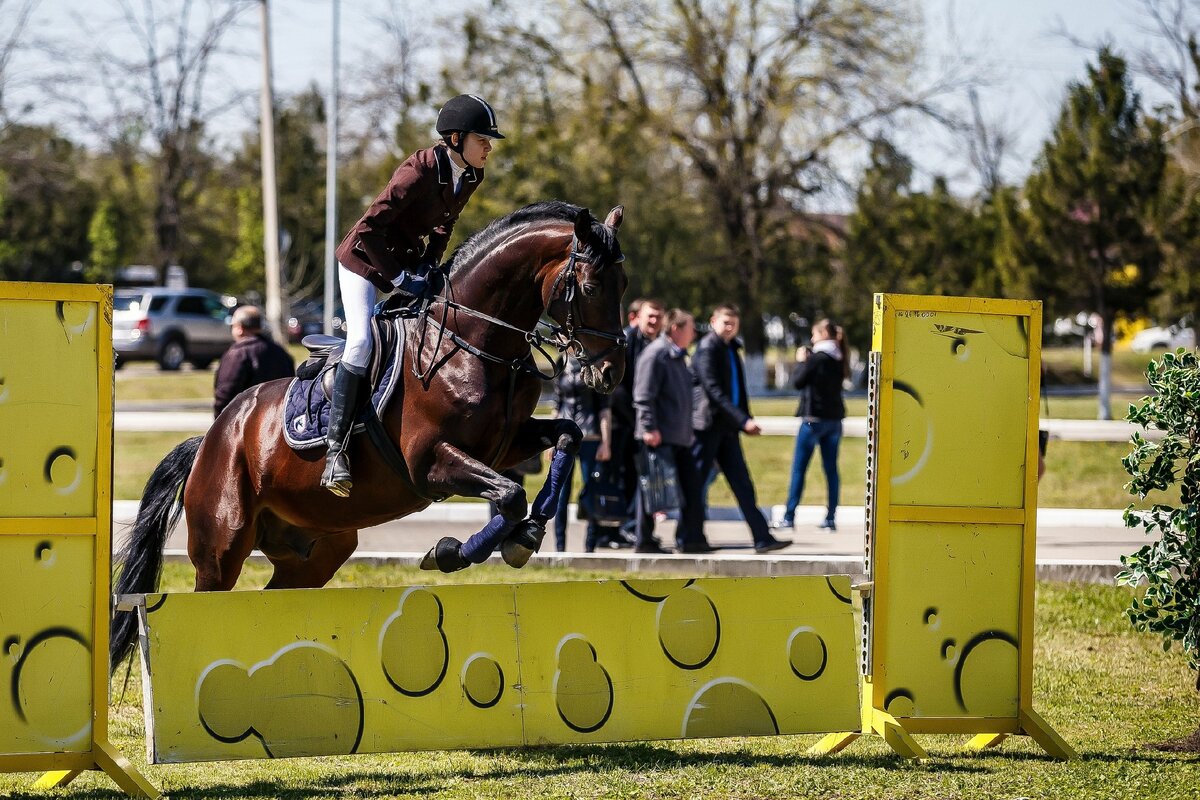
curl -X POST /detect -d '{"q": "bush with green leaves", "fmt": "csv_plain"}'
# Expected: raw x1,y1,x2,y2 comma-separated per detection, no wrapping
1118,349,1200,691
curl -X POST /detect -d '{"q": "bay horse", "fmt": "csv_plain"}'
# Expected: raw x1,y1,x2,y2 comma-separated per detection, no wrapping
110,201,628,668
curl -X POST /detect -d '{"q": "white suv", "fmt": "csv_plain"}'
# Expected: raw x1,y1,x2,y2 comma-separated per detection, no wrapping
112,288,235,370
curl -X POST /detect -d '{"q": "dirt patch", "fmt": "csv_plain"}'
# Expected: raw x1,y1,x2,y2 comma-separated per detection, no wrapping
1145,726,1200,753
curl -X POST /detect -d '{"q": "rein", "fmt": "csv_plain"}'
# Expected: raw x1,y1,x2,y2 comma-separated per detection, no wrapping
385,233,626,382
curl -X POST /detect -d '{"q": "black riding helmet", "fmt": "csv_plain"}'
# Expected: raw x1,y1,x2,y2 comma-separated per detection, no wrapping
436,94,505,153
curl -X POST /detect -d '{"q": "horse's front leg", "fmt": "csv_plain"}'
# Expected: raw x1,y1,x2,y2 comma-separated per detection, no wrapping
497,418,583,568
415,441,531,573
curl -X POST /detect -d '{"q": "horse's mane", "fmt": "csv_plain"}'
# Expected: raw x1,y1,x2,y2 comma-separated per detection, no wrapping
445,200,622,271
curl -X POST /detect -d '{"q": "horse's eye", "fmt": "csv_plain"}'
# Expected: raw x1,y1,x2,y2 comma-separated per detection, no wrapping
581,283,598,297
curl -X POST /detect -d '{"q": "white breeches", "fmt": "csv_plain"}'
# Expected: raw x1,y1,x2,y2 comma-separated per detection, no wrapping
338,263,376,369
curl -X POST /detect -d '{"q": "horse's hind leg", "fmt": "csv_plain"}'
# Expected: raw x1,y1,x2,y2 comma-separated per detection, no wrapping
261,528,359,589
185,465,258,592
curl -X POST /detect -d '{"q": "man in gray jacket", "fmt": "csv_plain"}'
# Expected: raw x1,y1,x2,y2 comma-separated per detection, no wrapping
632,308,704,553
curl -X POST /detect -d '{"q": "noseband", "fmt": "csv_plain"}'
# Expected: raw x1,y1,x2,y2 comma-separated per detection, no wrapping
394,233,626,381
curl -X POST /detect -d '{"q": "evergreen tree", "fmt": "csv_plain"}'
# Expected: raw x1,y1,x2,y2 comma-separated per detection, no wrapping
840,138,995,351
1015,47,1165,419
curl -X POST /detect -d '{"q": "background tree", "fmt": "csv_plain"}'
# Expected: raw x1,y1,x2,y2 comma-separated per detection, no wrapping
453,0,946,377
0,0,36,127
1009,47,1165,419
228,86,331,304
0,124,96,280
839,137,994,350
40,0,248,279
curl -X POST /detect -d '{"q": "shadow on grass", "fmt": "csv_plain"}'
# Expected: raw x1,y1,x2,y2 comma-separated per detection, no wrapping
476,741,990,774
0,741,1013,799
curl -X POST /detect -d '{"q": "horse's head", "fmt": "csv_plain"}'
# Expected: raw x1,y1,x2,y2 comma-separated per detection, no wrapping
547,206,629,393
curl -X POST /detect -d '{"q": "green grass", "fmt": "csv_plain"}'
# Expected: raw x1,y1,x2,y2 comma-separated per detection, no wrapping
113,433,1143,509
115,366,217,403
4,566,1197,799
750,394,1149,420
1041,345,1157,387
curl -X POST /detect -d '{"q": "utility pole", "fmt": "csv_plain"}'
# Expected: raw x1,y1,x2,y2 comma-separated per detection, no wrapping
323,0,340,335
258,0,284,343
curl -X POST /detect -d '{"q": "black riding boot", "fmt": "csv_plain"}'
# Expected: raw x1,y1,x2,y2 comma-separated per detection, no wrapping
321,362,367,497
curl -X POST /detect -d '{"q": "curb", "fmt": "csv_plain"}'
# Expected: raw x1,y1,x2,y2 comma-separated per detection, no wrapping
157,549,1122,584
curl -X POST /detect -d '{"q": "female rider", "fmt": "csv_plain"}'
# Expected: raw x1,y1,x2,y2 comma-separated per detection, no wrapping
325,94,504,496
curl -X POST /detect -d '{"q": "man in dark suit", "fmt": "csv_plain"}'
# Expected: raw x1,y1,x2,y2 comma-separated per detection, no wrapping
691,304,790,554
609,298,664,537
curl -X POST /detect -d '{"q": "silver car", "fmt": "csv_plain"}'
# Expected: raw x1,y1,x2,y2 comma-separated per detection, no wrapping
112,288,235,370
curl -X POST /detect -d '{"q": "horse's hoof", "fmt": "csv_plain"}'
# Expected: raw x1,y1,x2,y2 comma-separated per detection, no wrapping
501,519,545,569
420,537,468,573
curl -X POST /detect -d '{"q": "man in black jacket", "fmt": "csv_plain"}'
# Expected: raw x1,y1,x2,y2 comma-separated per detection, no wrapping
213,305,295,417
609,298,664,535
691,304,790,554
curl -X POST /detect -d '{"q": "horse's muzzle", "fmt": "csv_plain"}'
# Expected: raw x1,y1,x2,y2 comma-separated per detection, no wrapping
582,360,623,394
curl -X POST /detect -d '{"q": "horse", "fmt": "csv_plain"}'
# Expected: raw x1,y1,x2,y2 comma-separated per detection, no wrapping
110,201,629,668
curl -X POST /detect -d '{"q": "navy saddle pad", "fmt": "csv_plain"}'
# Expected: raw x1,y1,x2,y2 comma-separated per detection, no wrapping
282,317,405,450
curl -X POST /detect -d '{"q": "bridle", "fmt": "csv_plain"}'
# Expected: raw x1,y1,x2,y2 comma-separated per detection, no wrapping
545,233,627,368
393,233,626,381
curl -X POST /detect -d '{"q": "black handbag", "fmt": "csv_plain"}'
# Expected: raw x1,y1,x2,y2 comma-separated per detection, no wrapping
582,463,628,525
636,446,682,515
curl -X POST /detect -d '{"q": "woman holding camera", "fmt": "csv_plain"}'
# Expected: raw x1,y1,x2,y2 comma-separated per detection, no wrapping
779,319,848,531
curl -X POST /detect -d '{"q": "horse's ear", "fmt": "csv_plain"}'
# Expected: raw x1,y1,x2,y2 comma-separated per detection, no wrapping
573,207,592,240
604,206,623,231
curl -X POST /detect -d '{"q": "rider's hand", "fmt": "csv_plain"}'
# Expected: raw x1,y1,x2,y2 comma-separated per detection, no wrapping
642,430,662,448
743,419,762,436
596,440,611,461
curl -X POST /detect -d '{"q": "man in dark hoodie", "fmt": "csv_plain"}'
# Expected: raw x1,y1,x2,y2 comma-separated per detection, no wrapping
213,305,295,418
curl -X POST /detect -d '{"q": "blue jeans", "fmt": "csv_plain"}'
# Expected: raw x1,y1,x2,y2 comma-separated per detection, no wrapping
554,440,601,551
784,419,843,524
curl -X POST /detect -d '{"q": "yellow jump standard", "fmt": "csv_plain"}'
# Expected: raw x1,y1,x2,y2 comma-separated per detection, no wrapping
0,282,159,798
811,293,1075,760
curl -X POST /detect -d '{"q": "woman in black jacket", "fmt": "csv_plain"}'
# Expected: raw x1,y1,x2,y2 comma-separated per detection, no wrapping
780,319,848,531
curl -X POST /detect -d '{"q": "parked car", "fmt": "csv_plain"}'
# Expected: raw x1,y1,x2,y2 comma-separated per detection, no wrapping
286,300,346,343
112,288,235,370
1130,319,1196,353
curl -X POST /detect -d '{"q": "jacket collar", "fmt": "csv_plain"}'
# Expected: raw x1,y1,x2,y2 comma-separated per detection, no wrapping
709,331,743,352
434,144,481,186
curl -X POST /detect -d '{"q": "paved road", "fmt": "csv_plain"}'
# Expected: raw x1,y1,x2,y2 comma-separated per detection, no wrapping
112,500,1143,582
115,408,1151,442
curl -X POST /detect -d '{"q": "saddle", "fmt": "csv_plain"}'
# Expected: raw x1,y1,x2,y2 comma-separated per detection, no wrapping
282,315,406,451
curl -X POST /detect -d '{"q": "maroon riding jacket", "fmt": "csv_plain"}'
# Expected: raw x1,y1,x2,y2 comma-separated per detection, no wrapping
335,143,484,292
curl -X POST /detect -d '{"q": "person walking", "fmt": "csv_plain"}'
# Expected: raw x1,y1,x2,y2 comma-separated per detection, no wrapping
691,304,790,554
327,94,503,496
780,318,848,531
213,305,295,418
552,355,622,552
632,308,703,554
608,298,664,538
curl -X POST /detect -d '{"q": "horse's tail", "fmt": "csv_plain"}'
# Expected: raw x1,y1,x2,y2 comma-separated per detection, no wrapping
110,435,203,672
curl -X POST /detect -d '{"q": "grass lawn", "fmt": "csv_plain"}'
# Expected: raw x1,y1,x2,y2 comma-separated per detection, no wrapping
750,394,1150,420
114,432,1143,509
3,564,1196,799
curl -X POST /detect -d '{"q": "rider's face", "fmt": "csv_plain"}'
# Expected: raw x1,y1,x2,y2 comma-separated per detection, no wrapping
459,133,493,169
636,305,664,338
